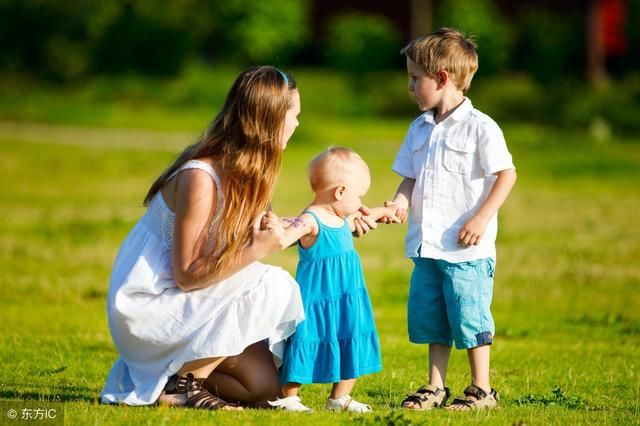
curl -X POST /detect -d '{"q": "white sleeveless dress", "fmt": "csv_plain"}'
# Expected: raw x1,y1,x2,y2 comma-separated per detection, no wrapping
101,160,305,406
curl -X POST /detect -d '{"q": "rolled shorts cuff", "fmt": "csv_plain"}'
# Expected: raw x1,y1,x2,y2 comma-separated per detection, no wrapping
455,331,494,350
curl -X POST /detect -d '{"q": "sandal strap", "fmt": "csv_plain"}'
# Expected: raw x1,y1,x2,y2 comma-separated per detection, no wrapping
326,394,372,413
402,385,450,408
413,384,448,397
186,390,234,410
163,373,204,395
449,385,499,410
162,373,237,410
343,398,372,413
450,396,476,407
463,384,487,399
450,384,487,406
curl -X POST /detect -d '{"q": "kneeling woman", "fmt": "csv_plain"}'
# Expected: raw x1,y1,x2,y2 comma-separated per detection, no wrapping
101,67,304,410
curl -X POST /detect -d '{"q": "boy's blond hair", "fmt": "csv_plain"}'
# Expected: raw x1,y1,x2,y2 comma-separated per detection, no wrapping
401,27,478,92
308,147,368,192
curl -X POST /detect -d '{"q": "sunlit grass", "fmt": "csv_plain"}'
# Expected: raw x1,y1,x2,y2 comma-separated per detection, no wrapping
1,118,639,424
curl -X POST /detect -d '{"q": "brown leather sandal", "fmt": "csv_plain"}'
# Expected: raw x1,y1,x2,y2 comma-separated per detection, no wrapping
401,384,451,410
162,373,242,410
447,384,499,411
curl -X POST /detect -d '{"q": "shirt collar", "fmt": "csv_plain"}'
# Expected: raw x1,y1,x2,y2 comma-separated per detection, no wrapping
420,97,472,125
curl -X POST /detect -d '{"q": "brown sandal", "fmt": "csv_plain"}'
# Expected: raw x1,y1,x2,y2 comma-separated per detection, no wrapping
401,384,450,410
447,384,499,411
162,373,242,410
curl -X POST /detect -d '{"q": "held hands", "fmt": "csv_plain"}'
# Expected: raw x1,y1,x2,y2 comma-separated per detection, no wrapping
378,201,408,224
251,211,290,257
352,206,378,238
457,215,489,247
352,204,404,237
259,211,278,231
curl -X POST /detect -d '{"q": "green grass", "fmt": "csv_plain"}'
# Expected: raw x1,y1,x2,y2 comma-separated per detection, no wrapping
1,105,640,424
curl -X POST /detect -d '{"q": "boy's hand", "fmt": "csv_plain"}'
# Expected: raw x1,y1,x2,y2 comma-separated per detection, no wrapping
457,215,489,247
376,204,402,224
380,201,408,223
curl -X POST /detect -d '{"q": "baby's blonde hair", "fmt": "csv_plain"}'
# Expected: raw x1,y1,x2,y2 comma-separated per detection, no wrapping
401,27,478,92
308,147,368,192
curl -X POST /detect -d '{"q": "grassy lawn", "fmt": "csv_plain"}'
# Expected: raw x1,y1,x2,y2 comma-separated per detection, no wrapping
0,75,639,424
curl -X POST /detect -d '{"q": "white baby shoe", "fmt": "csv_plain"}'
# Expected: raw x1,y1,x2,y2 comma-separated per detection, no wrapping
325,394,372,413
268,395,313,412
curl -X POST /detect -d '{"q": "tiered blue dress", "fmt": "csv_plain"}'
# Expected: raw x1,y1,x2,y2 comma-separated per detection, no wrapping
280,210,382,384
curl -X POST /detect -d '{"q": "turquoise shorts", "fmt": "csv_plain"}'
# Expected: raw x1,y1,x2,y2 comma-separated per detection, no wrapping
408,257,496,349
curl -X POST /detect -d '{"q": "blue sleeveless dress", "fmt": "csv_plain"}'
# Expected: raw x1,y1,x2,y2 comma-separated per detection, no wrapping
280,211,382,384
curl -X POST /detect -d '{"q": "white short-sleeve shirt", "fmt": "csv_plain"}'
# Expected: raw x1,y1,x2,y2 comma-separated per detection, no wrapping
392,98,515,263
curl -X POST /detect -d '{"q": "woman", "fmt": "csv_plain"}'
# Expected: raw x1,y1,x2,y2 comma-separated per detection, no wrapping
101,66,305,410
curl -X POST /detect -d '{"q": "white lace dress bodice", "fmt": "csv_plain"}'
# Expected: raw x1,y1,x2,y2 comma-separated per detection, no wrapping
145,160,223,251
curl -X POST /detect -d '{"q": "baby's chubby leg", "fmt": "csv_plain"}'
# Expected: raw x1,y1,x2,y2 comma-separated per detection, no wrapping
326,379,372,412
331,378,355,399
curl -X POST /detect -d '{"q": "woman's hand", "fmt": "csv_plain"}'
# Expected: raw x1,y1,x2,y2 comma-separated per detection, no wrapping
250,211,290,257
260,210,280,230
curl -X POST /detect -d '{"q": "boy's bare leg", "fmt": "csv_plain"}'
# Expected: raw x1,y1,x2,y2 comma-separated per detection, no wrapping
331,379,356,399
467,344,491,391
445,344,494,411
429,343,452,389
403,343,451,409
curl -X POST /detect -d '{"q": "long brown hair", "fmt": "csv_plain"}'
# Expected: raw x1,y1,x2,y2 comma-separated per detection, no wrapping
144,66,296,280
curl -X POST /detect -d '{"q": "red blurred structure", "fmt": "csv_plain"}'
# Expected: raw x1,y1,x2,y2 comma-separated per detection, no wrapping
588,0,628,84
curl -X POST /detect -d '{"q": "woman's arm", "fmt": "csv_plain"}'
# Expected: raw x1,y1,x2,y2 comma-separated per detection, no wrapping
171,170,291,291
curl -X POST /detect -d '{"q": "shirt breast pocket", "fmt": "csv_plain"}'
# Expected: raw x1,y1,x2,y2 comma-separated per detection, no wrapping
443,137,476,174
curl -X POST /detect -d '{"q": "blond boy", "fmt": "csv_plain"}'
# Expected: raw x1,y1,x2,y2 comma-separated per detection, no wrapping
388,28,517,410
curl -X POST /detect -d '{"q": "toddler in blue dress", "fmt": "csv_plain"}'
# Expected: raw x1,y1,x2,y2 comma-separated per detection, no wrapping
266,147,399,412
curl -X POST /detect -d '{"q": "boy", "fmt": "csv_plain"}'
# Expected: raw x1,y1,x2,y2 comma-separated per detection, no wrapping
387,28,516,410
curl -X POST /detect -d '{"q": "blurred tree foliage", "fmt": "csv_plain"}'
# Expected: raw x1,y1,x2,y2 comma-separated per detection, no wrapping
323,13,401,74
91,2,189,75
436,0,513,76
623,0,640,72
0,0,308,81
0,0,639,100
511,8,584,83
213,0,309,64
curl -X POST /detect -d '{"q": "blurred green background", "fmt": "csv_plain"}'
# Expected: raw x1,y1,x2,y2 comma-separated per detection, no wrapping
1,0,639,132
1,0,639,425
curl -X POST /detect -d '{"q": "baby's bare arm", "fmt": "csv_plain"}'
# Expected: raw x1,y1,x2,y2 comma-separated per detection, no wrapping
281,214,316,246
347,205,399,232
